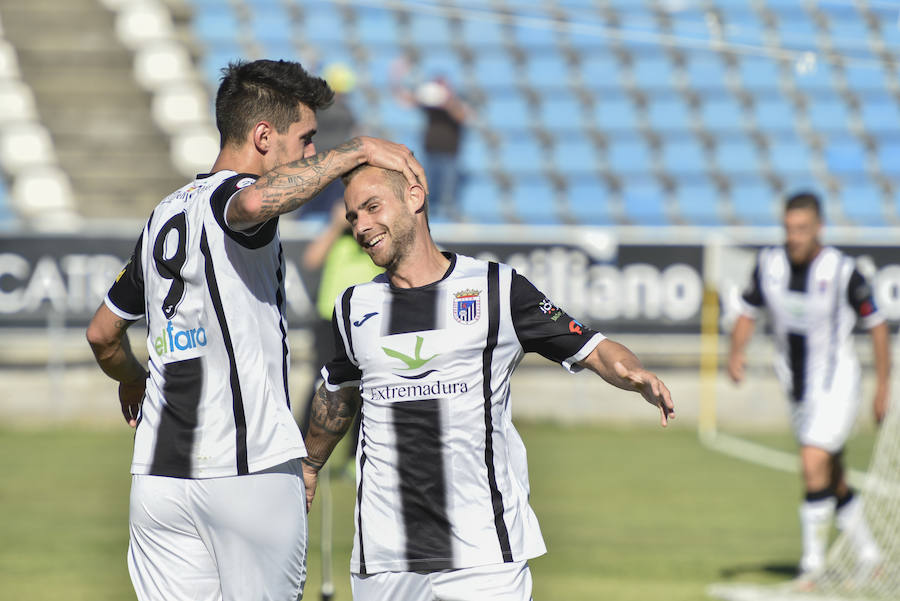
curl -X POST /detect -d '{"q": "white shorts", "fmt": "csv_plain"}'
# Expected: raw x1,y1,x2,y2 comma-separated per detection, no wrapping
790,369,861,453
128,459,307,601
351,560,533,601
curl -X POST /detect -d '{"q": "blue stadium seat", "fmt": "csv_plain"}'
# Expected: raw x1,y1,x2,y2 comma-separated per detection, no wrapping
730,181,778,225
408,13,454,48
250,11,295,45
460,133,492,176
859,97,900,136
471,52,520,90
552,134,600,174
192,7,241,46
510,177,560,224
459,17,507,49
821,7,871,52
699,96,745,132
592,94,640,132
768,137,814,175
844,64,889,94
607,137,653,175
299,6,348,44
791,60,835,94
510,20,559,50
646,96,692,132
621,180,670,225
562,25,608,50
716,136,761,174
482,94,533,131
839,181,885,226
684,52,729,92
737,56,782,91
674,181,725,225
577,53,626,90
825,140,867,176
669,10,715,40
630,55,677,89
753,97,797,132
523,50,572,88
805,95,852,134
376,97,423,131
459,176,506,224
566,176,615,224
497,134,543,173
538,94,587,132
877,140,900,175
660,137,708,176
721,11,767,46
354,7,402,46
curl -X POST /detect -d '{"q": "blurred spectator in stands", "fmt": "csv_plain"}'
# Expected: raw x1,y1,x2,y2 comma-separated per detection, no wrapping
299,199,382,474
395,72,471,220
298,62,360,218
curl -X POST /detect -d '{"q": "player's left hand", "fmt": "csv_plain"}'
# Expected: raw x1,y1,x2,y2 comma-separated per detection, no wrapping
873,387,889,425
614,361,675,427
118,375,146,428
301,460,320,512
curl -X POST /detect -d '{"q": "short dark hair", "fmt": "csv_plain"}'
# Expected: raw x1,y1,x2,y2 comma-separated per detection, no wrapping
215,59,334,149
785,191,822,219
342,164,430,222
341,164,406,202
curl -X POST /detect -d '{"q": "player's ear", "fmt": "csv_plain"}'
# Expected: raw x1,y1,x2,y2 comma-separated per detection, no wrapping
407,182,426,215
252,121,272,153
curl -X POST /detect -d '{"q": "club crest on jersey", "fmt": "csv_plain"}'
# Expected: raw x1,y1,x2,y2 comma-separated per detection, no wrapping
453,289,481,324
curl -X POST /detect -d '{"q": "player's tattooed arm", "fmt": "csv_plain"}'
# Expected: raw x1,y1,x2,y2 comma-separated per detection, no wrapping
227,136,427,229
302,384,362,472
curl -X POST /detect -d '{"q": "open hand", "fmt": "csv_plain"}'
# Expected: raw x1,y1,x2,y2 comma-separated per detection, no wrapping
614,361,675,427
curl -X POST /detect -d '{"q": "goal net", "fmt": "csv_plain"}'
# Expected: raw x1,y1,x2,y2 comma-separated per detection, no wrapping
709,392,900,600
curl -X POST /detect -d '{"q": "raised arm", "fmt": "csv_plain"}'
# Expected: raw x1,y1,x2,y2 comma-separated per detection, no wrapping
577,339,675,427
227,137,427,229
85,304,147,427
301,383,363,511
869,321,891,423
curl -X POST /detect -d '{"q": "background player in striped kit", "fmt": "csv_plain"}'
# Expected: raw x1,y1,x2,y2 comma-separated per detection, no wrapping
300,163,675,601
728,191,890,581
85,60,426,601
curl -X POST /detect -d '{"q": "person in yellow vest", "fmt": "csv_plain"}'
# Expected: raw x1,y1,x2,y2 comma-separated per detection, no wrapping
300,199,382,472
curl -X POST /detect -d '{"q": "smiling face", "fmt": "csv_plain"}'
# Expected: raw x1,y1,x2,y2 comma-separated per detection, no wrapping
343,166,420,271
261,102,318,173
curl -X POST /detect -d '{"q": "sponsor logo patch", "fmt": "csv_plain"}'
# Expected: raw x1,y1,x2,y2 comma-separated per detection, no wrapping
538,298,558,314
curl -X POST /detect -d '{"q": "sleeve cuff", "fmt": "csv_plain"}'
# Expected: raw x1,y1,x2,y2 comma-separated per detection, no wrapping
320,365,361,392
562,332,606,373
737,297,761,319
104,295,143,321
861,312,886,330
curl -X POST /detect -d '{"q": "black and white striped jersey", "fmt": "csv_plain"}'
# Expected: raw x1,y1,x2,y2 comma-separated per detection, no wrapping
104,171,306,478
322,253,606,574
739,245,883,402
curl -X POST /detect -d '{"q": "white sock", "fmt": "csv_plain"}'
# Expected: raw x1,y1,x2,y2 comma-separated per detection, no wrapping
836,495,882,565
799,496,836,575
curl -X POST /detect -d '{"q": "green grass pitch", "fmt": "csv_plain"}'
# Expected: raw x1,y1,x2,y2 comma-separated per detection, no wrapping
0,423,875,601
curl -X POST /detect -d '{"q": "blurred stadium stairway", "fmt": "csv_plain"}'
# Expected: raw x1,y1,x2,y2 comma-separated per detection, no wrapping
0,0,183,219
